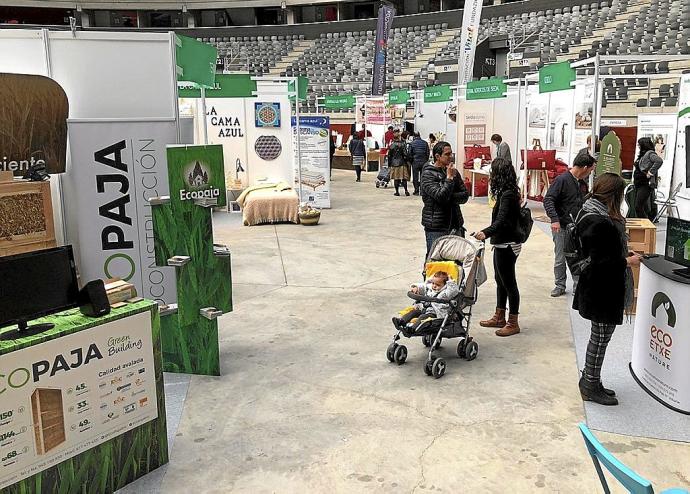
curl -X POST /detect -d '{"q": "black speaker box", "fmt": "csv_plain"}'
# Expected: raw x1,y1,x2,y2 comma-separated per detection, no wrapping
78,279,111,317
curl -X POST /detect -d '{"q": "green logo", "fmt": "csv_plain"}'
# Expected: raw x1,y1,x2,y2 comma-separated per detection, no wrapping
652,292,676,328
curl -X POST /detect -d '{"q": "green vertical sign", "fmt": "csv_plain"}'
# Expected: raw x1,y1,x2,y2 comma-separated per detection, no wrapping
324,94,355,109
467,78,508,100
596,131,622,176
176,35,217,89
424,85,453,103
388,89,410,105
539,61,576,93
151,145,232,376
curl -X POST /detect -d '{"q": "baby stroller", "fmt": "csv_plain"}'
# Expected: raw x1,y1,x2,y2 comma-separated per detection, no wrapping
386,235,487,378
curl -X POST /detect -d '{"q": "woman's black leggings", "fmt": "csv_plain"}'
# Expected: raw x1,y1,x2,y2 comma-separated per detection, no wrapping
354,165,362,180
394,179,408,192
635,183,653,220
494,247,520,315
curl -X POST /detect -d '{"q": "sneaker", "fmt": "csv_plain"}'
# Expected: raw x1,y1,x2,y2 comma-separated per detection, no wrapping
393,192,400,196
550,287,566,297
404,191,410,196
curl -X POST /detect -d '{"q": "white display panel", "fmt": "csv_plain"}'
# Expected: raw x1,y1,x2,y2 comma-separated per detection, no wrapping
0,30,47,76
245,96,294,185
0,312,158,490
47,32,176,120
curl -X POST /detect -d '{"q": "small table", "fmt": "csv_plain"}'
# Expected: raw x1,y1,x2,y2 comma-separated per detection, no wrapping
469,168,491,199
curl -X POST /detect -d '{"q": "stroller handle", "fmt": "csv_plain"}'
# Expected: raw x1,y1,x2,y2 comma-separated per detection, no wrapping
407,291,451,305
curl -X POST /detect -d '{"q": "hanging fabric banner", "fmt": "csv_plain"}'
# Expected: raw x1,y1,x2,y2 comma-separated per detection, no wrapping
458,0,484,84
424,85,453,103
371,3,396,96
466,78,507,100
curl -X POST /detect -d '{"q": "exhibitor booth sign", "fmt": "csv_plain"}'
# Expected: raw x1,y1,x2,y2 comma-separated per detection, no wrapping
65,120,178,306
0,312,158,490
631,265,690,413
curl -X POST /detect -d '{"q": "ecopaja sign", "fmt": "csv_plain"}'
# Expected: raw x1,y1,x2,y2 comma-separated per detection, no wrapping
64,120,178,305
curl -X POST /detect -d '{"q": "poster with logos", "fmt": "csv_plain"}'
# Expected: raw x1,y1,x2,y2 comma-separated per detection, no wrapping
0,309,160,491
631,264,690,413
463,112,488,145
0,74,68,176
292,116,331,208
365,98,388,126
65,120,178,306
206,98,248,188
637,114,678,200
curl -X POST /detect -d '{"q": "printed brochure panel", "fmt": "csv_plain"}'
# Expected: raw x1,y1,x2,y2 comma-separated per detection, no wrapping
0,312,158,489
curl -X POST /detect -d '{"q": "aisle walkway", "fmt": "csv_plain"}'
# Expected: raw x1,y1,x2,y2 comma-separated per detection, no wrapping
152,170,689,492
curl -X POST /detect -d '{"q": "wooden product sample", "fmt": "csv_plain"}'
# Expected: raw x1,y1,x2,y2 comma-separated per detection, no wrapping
626,218,657,314
0,180,55,256
31,388,66,455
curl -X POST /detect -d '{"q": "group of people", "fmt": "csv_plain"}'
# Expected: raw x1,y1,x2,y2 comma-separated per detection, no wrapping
417,139,645,407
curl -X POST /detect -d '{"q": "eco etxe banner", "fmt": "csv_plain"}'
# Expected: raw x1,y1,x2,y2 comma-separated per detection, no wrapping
371,3,396,96
65,120,178,305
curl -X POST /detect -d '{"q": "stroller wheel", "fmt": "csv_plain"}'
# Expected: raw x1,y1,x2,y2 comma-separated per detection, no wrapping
464,341,479,361
386,343,398,363
432,358,446,379
423,359,434,376
376,182,380,188
456,337,467,358
394,345,408,365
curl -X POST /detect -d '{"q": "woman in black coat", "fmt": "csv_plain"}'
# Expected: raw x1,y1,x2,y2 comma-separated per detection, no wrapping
633,136,663,220
573,172,641,406
473,158,523,337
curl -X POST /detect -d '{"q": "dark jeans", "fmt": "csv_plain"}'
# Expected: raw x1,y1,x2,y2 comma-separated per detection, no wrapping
494,247,520,315
424,230,446,262
635,183,653,220
553,229,567,290
412,163,424,192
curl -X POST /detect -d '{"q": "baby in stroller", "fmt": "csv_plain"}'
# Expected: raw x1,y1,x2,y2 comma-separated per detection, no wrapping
393,271,459,331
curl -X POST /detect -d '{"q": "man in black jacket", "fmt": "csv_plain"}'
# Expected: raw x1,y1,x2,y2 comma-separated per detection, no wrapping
543,152,596,297
420,141,469,261
409,132,430,195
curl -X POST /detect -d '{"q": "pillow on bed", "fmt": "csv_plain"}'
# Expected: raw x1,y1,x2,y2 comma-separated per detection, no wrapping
425,261,461,283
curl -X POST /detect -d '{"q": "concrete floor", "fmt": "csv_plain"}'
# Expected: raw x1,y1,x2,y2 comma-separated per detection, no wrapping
157,170,690,493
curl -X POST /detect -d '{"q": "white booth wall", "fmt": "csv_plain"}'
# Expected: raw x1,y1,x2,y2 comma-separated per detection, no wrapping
417,100,457,151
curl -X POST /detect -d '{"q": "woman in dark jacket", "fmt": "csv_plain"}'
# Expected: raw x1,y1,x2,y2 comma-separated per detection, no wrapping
473,158,523,337
573,172,640,406
387,130,411,196
348,131,366,182
633,136,663,220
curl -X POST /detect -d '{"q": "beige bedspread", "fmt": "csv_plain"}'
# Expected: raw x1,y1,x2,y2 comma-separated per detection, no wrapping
240,186,300,226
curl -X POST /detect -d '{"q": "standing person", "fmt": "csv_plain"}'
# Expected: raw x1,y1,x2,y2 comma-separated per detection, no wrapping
329,135,336,181
574,173,640,406
428,133,437,157
420,141,469,260
388,130,411,196
474,158,523,337
348,131,366,182
633,137,664,221
409,132,430,196
543,152,596,297
384,125,395,147
491,134,512,165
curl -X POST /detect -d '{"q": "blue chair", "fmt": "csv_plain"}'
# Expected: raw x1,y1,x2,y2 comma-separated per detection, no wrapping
578,423,689,494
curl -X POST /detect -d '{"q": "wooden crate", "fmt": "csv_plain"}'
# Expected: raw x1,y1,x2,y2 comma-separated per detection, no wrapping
0,180,55,257
31,388,66,455
626,218,657,314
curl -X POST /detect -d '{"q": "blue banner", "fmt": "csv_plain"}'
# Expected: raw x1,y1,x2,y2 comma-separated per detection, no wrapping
371,3,396,96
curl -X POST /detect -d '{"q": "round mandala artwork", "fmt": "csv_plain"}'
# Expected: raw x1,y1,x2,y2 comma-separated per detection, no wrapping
257,105,278,126
255,135,282,161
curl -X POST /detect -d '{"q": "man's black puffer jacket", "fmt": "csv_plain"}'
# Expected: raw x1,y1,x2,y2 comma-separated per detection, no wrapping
420,163,469,232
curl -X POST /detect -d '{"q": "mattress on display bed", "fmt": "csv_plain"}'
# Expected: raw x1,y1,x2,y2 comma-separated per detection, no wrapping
236,182,300,226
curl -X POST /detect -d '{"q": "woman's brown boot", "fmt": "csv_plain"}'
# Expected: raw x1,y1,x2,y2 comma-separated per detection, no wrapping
496,314,520,337
479,308,506,328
